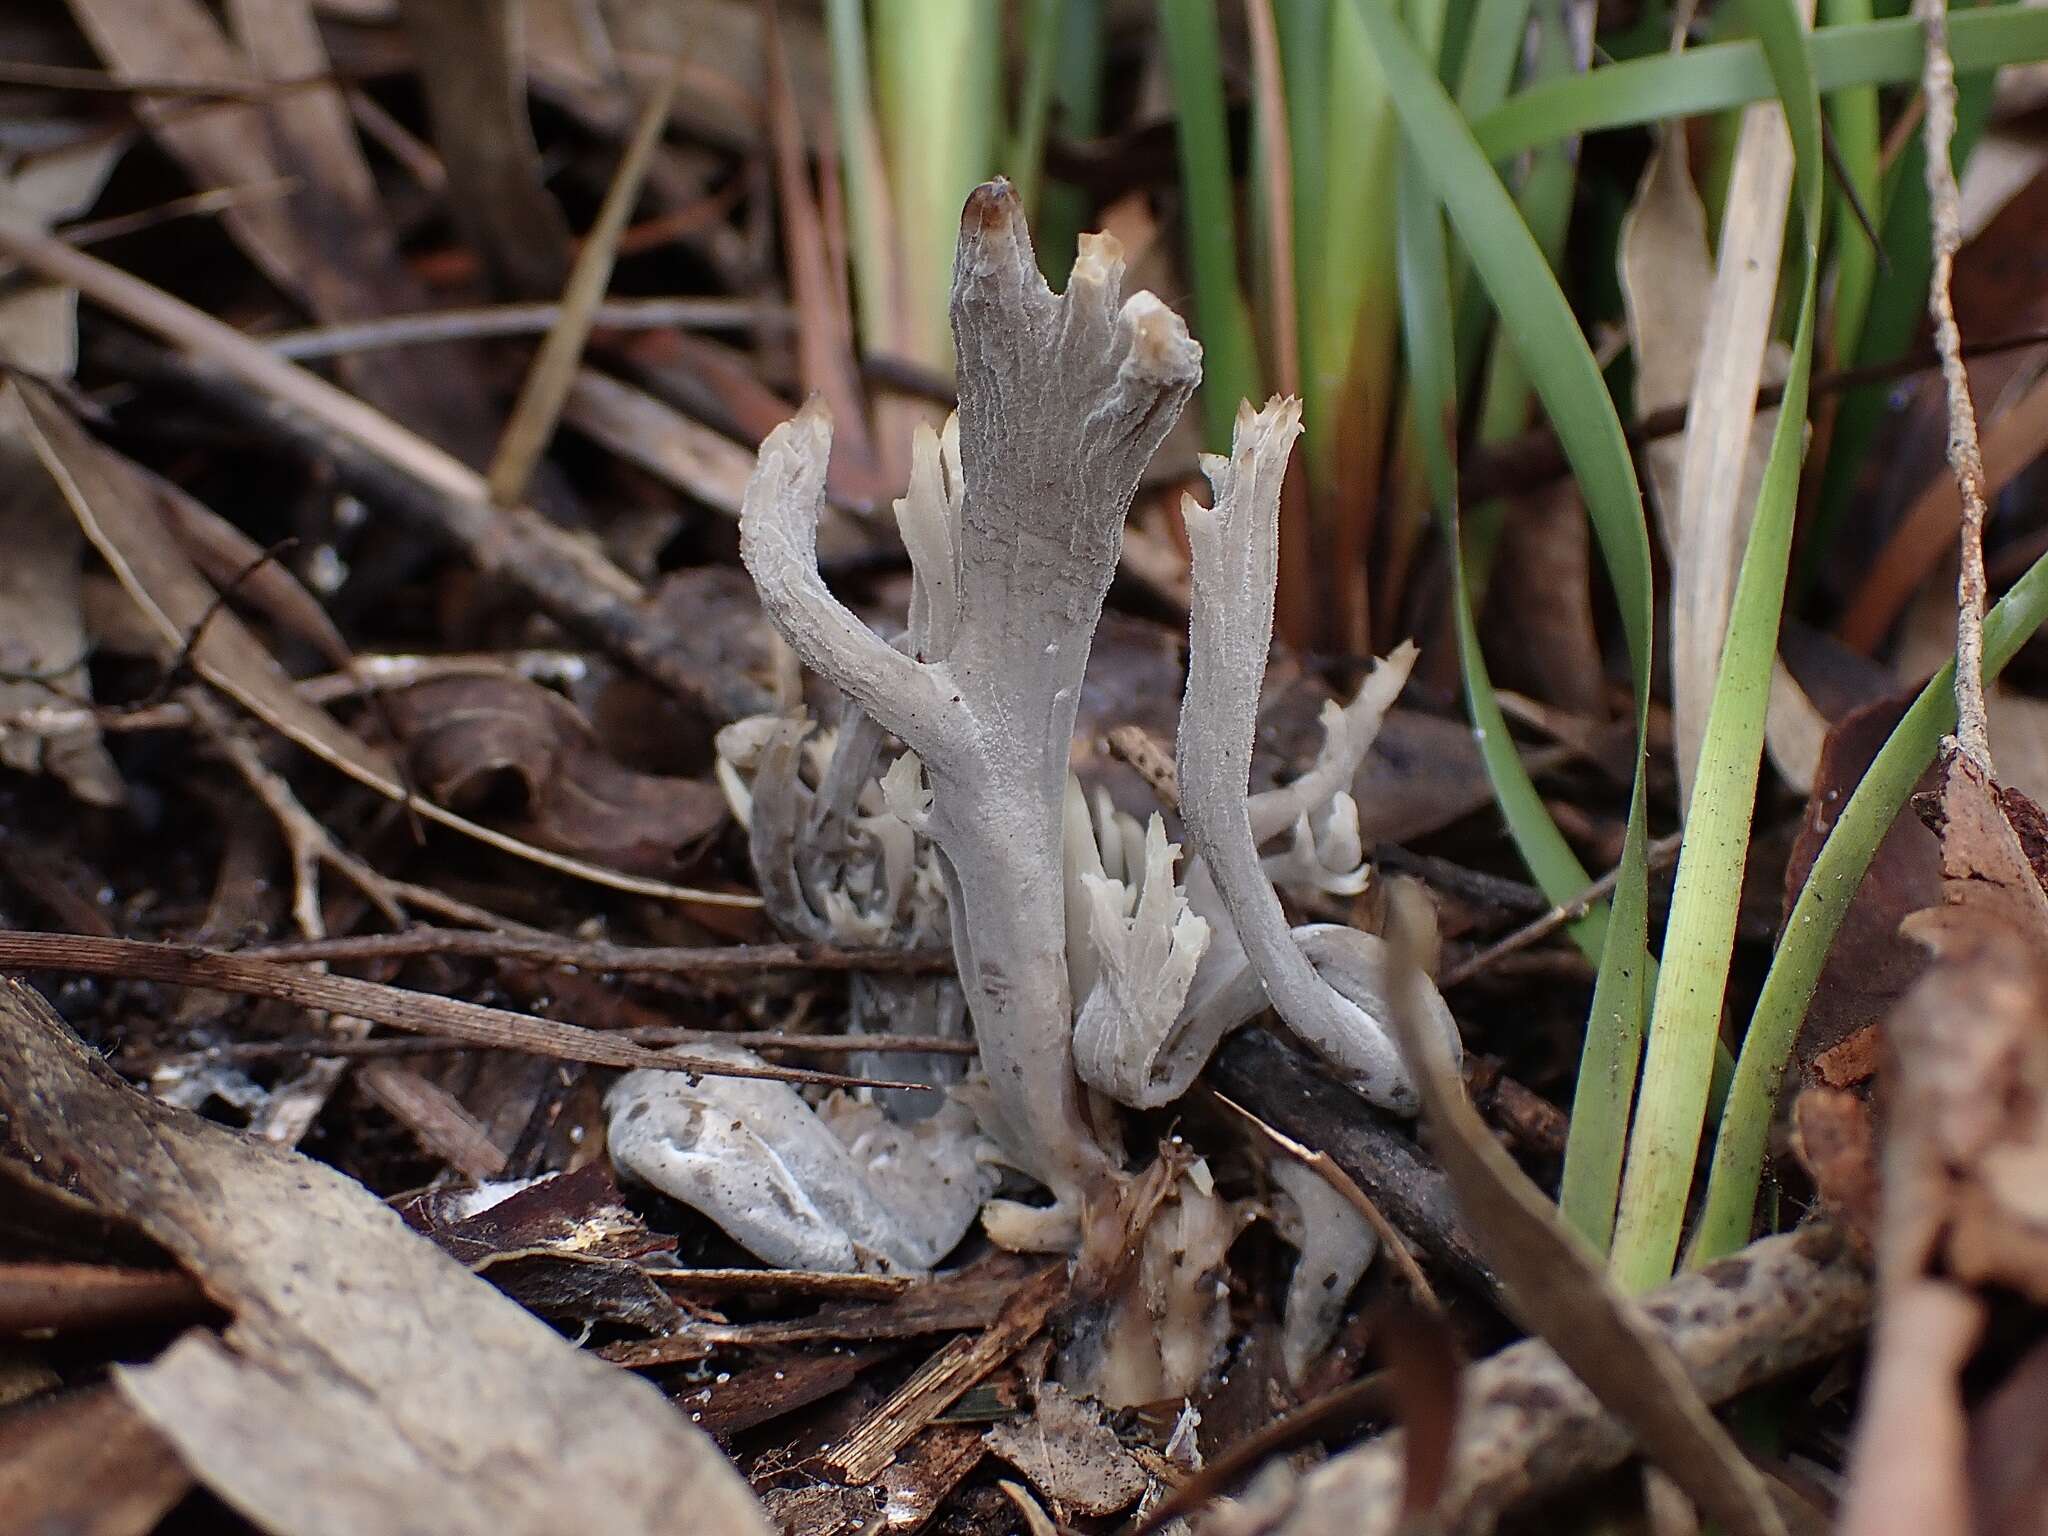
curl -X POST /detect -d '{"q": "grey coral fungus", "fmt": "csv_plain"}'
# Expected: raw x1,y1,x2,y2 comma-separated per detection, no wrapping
633,181,1468,1390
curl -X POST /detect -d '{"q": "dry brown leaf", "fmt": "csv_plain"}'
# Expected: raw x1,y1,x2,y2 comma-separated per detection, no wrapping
1841,749,2048,1536
0,975,771,1536
1488,477,1607,719
1888,756,2048,1297
402,1164,685,1336
984,1382,1148,1518
0,1383,192,1536
1783,693,1942,1077
1791,1087,1879,1257
386,673,728,875
13,378,749,907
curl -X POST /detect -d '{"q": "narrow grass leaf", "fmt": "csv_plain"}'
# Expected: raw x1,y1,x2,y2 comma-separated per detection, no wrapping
1349,0,1657,1249
1007,0,1066,218
1473,6,2048,160
1158,0,1264,445
1608,0,1823,1293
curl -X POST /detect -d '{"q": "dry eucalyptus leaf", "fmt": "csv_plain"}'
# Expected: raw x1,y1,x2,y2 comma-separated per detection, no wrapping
0,976,770,1536
387,674,728,875
984,1382,1147,1518
0,437,124,806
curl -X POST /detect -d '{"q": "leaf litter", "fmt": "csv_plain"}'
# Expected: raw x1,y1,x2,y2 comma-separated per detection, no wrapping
3,4,2048,1534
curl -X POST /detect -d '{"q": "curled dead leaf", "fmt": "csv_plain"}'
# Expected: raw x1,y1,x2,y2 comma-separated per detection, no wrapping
386,674,728,876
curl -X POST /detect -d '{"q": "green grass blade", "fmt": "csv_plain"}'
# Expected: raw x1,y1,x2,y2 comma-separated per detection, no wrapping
1344,0,1655,681
1158,0,1264,445
1473,6,2048,159
1033,0,1106,274
1007,0,1068,219
1348,0,1657,1249
1694,542,2048,1262
1821,0,1880,367
1276,0,1332,359
1455,0,1538,114
823,0,898,359
1607,0,1823,1293
872,0,1000,367
1395,148,1605,956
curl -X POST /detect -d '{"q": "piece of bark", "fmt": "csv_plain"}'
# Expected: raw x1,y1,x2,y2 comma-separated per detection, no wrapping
823,1263,1068,1484
0,1262,209,1336
681,1345,896,1438
0,975,772,1536
1201,1225,1869,1536
602,1254,1041,1368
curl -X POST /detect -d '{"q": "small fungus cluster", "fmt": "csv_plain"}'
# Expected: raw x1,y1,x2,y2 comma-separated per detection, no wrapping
607,180,1461,1397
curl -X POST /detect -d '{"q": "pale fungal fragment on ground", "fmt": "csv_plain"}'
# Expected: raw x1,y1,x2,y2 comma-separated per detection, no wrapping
1270,1156,1380,1387
625,177,1472,1386
605,1043,993,1274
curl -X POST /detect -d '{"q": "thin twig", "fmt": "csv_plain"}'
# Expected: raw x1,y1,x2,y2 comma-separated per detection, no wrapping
0,59,332,101
244,927,953,975
1459,325,2048,507
1440,831,1684,988
487,60,683,508
1915,0,1994,771
0,651,589,737
137,1028,977,1065
59,178,301,248
0,931,926,1093
264,299,785,359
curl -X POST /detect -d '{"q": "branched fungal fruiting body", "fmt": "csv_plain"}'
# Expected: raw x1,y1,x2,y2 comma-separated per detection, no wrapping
741,180,1201,1240
737,180,1463,1299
